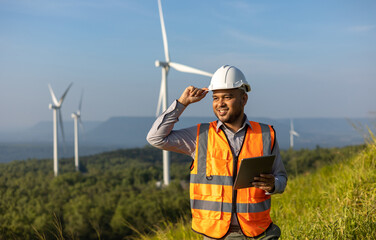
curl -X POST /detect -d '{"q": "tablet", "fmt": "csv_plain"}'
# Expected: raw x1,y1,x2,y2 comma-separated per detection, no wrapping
233,155,275,190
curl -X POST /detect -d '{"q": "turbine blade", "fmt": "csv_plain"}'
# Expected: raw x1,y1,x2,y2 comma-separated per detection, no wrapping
78,116,85,135
290,119,294,131
58,109,65,143
48,84,59,106
290,119,299,137
78,89,84,112
156,77,164,116
59,82,73,106
158,0,170,62
169,62,213,77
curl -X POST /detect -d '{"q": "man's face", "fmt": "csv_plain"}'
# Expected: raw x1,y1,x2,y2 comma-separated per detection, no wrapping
212,88,248,125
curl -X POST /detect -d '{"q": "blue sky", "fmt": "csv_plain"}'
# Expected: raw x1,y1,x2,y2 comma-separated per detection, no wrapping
0,0,375,130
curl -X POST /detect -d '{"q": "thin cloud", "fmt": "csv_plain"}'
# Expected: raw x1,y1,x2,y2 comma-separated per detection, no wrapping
348,25,375,33
225,1,265,14
0,0,147,18
227,30,281,47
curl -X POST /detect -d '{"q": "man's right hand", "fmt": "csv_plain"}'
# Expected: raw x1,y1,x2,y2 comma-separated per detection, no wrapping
178,86,208,106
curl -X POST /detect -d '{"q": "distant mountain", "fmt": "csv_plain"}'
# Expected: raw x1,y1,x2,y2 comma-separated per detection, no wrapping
0,121,102,143
0,116,373,162
84,117,156,147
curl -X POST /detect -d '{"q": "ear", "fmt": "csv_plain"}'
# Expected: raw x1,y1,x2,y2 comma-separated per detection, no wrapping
242,92,248,106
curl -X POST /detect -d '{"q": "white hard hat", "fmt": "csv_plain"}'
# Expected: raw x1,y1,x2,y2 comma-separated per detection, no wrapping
208,65,251,92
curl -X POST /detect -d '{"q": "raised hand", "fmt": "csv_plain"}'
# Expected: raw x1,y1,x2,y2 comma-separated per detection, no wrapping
178,86,209,106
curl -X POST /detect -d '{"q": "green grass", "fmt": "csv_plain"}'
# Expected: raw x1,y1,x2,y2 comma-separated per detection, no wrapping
273,139,376,239
127,217,201,240
139,140,376,239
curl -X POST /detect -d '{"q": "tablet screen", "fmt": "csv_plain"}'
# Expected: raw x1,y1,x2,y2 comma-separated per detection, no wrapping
233,155,275,190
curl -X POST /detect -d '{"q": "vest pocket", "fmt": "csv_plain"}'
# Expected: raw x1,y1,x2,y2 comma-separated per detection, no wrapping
193,183,223,197
192,184,223,220
207,149,232,176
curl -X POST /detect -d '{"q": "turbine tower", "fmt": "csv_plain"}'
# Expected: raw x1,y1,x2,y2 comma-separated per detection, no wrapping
71,90,83,172
155,0,213,186
289,119,299,149
48,83,73,177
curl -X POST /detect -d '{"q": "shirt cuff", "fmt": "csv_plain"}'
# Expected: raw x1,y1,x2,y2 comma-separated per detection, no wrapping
265,177,281,195
160,99,186,118
163,100,186,121
154,100,185,131
174,100,187,116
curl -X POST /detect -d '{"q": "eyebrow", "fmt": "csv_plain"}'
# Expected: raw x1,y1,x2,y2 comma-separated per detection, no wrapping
212,93,234,98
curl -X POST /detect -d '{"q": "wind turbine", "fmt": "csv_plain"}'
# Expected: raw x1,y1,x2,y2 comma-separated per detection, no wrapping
71,90,83,172
289,119,299,149
155,0,213,186
48,83,73,177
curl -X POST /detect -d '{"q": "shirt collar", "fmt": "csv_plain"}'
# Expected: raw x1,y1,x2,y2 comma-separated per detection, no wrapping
216,114,252,133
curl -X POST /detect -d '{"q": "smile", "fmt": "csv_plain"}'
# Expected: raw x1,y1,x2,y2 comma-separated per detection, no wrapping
217,109,228,116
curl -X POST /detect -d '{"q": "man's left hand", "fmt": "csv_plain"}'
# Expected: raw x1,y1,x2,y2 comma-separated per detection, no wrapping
252,174,275,193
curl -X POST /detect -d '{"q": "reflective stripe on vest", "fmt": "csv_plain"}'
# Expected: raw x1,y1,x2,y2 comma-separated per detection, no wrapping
190,198,271,213
190,121,275,239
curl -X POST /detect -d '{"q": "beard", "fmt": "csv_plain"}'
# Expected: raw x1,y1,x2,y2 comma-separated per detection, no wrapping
214,106,243,124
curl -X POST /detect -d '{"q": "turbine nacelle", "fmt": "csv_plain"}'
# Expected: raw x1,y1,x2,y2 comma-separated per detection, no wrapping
71,112,80,119
49,104,61,110
155,60,169,68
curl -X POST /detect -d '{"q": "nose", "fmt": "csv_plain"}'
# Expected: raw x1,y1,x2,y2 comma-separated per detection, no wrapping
218,99,226,107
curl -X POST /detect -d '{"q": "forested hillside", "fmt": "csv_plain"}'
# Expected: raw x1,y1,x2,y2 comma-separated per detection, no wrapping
0,143,370,240
0,147,192,240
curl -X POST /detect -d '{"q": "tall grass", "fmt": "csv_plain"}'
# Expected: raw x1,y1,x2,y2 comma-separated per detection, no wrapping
141,140,376,239
272,135,376,239
129,216,201,240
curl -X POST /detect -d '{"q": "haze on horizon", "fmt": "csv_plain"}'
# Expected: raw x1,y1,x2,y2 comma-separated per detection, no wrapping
1,0,375,131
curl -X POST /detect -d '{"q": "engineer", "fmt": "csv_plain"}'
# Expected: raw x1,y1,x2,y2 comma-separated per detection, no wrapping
147,65,287,240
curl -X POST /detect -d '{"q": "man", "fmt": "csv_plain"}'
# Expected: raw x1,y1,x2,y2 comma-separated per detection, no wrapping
147,65,287,240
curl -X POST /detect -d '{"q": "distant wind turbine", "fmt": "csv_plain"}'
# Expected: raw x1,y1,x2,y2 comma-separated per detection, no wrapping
48,83,73,176
71,90,84,172
155,0,213,186
289,119,299,149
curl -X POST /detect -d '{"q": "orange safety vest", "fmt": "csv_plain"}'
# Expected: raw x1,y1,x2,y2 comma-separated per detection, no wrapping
190,121,276,239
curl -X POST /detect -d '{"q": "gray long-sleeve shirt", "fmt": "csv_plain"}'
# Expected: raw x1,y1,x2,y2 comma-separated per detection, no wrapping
146,100,288,226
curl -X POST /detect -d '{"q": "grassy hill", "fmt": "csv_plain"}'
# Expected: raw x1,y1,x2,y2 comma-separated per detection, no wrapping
273,136,376,239
138,140,376,240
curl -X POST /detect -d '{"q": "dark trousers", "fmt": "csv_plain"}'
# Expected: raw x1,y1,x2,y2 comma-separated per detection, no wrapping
203,223,281,240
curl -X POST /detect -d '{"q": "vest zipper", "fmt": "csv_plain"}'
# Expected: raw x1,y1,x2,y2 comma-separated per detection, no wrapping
232,155,238,219
221,124,248,234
